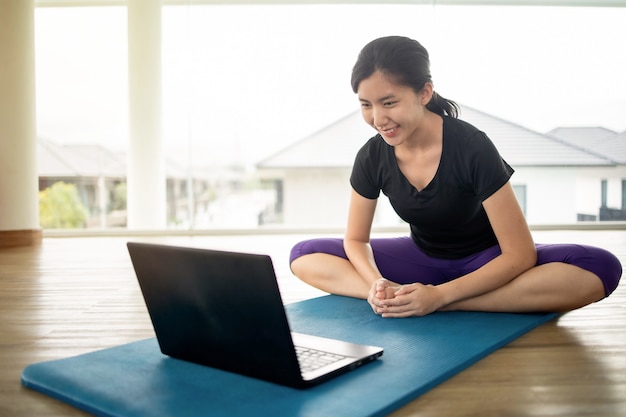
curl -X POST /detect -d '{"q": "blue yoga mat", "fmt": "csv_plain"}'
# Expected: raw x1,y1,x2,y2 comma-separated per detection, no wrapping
22,295,555,417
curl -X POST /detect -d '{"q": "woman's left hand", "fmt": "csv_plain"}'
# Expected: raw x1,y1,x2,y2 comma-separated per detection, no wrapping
374,283,445,317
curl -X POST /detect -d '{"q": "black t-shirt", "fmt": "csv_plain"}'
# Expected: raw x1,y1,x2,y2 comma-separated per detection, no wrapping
350,116,514,259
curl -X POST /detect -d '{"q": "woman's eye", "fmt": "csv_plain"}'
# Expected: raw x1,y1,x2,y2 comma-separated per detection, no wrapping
383,101,396,107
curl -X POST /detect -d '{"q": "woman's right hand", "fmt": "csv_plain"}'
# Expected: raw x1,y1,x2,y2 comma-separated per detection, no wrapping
367,278,401,314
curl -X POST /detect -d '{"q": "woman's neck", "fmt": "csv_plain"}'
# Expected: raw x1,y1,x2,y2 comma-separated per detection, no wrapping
398,112,443,156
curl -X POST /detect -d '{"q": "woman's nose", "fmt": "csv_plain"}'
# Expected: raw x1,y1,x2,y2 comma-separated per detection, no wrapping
372,107,387,128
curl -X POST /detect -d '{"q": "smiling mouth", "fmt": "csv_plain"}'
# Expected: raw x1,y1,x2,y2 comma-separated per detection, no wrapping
380,126,398,135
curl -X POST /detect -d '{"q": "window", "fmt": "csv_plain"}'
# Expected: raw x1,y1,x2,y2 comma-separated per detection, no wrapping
35,6,127,228
35,3,626,229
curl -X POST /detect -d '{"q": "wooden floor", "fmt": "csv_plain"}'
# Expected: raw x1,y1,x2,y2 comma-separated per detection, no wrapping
1,230,625,417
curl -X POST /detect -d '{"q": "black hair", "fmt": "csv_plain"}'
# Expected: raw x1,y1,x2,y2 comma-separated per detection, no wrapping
351,36,459,118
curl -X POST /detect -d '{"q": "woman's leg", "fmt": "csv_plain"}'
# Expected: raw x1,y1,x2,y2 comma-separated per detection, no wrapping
291,239,622,313
290,253,371,299
289,236,469,298
443,262,605,312
444,244,622,313
289,238,371,298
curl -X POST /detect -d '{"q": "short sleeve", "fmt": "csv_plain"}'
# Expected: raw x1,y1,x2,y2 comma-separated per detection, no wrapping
349,137,382,200
466,132,514,202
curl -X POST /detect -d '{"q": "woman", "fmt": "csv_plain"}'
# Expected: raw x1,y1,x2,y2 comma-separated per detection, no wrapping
289,36,622,318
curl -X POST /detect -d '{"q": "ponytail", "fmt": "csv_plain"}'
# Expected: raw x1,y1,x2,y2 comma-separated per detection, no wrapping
427,91,459,118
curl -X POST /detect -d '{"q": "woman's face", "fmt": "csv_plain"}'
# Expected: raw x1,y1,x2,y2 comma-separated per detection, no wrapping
357,71,431,147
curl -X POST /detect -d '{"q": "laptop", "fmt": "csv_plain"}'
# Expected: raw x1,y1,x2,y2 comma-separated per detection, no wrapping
126,242,383,388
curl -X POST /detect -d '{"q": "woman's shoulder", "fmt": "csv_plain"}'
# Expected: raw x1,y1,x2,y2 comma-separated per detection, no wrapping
442,115,483,138
356,133,390,158
443,116,496,150
361,133,386,147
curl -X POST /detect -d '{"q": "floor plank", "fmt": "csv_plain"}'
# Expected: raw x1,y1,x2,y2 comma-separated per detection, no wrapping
0,230,624,416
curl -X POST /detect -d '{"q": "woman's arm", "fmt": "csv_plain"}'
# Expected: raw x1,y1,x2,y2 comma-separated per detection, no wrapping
343,189,385,287
436,181,537,306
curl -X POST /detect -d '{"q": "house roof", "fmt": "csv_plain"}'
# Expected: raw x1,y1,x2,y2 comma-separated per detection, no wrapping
38,138,127,178
37,138,189,178
547,127,626,164
257,104,617,169
257,111,377,170
547,126,617,143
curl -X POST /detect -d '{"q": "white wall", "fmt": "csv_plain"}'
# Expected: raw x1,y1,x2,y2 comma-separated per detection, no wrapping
505,165,624,224
280,165,625,227
282,168,406,227
513,167,579,224
283,169,352,227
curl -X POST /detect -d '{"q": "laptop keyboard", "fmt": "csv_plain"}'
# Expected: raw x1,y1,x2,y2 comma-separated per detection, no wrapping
295,346,347,373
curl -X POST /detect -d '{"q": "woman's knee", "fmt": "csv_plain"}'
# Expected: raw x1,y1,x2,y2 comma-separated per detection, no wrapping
537,243,622,297
289,238,346,264
587,247,623,297
290,253,326,277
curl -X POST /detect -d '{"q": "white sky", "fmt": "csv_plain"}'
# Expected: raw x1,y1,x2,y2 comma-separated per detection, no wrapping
35,4,626,166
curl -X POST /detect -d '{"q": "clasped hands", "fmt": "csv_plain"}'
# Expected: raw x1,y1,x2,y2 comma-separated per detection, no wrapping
367,278,444,318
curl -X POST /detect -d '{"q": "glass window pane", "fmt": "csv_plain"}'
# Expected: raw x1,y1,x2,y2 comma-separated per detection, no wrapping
35,6,128,229
36,3,626,229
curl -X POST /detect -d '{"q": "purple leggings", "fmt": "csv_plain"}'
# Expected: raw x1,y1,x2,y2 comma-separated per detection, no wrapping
290,237,622,297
